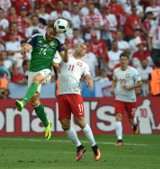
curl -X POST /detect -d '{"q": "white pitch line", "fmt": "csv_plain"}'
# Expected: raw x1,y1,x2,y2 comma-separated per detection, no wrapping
0,137,159,147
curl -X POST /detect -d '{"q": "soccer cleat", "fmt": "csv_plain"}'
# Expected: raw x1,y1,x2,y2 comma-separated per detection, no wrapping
15,100,24,112
133,124,139,134
76,146,86,161
45,121,52,140
115,140,123,147
92,145,101,161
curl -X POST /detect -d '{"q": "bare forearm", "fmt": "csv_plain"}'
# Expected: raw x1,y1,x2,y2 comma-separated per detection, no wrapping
147,37,152,51
59,50,69,62
85,74,92,82
85,74,93,90
129,81,142,89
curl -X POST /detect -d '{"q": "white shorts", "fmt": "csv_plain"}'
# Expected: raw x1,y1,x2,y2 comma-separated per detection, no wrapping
28,69,52,93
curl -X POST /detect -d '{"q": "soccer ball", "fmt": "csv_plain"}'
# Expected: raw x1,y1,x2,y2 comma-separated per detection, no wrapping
54,18,69,33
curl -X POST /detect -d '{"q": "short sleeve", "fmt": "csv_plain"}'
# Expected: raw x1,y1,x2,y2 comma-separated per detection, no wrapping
112,69,117,81
56,39,64,52
134,69,141,82
83,63,91,76
27,34,39,46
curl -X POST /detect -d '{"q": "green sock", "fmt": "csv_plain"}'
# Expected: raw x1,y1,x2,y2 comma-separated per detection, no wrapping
22,83,38,105
34,103,49,127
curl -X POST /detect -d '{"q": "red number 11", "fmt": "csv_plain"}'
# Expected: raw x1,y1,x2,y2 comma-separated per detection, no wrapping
68,65,74,71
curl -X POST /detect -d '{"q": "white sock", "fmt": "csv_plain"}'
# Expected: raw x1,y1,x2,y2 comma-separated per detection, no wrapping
66,127,81,147
115,121,122,140
82,124,96,147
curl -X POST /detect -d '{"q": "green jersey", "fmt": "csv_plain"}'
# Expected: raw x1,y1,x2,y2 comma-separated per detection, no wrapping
27,34,64,72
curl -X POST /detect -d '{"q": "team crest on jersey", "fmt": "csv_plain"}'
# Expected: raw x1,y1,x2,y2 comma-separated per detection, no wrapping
50,42,54,47
126,74,130,78
77,62,82,67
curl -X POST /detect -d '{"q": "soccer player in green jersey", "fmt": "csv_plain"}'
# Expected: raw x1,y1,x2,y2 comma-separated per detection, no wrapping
15,23,70,140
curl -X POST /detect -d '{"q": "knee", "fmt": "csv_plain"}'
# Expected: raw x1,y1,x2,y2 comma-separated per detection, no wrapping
31,98,40,107
32,77,40,84
61,122,70,131
31,101,39,107
30,93,40,107
74,118,86,129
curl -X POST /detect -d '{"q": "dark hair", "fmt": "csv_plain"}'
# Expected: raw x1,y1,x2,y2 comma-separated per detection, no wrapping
39,17,47,25
146,11,153,16
31,15,39,20
154,57,160,68
22,60,29,67
47,23,55,30
119,52,129,59
131,5,137,9
134,28,142,32
20,39,27,44
73,28,79,31
141,11,153,22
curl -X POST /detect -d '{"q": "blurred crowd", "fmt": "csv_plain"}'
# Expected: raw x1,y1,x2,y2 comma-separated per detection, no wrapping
0,0,160,98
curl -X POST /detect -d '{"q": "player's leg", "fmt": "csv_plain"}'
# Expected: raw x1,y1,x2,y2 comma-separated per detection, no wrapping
30,93,52,140
57,95,85,161
126,102,138,134
15,73,43,111
114,100,125,146
74,116,101,161
129,117,139,134
60,118,86,161
15,69,51,111
71,94,100,161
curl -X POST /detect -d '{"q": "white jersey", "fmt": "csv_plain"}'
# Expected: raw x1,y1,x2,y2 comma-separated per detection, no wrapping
149,24,160,49
57,56,91,95
113,66,141,102
82,52,98,78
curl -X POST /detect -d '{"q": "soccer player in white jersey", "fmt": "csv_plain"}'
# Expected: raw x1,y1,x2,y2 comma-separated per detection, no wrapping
53,43,101,161
110,52,142,146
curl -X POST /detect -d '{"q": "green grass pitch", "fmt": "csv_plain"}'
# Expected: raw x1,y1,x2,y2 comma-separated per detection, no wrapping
0,134,160,169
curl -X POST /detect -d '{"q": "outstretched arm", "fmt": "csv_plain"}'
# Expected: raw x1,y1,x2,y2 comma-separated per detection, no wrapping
59,38,70,62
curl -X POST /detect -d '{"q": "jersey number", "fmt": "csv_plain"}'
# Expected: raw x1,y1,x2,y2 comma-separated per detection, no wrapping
78,104,83,112
68,65,74,71
39,48,47,55
120,79,126,85
140,108,148,118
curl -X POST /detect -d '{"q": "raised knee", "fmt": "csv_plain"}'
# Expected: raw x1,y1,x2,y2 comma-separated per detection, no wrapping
31,100,39,107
